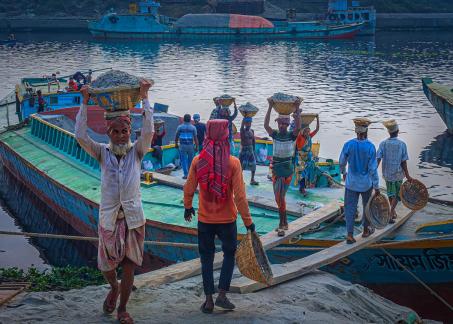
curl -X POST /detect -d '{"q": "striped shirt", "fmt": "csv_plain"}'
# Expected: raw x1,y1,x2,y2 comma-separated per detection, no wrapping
176,123,197,148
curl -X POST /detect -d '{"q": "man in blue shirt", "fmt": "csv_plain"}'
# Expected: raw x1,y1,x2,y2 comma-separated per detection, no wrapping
339,118,380,244
175,114,198,179
377,120,413,223
193,113,206,152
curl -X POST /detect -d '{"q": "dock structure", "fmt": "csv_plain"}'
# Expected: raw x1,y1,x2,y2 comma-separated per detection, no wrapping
134,202,340,289
230,204,414,293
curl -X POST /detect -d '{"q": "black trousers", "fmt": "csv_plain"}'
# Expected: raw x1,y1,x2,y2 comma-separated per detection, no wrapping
197,221,237,295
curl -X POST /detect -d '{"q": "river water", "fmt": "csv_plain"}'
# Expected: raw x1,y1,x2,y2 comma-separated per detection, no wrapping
0,30,452,270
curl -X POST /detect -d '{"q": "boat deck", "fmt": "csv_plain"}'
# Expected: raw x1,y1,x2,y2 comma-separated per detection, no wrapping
1,126,451,241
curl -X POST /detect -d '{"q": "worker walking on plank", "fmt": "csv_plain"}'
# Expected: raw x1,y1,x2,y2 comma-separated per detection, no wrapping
264,97,302,237
183,119,255,314
75,80,153,324
339,118,380,244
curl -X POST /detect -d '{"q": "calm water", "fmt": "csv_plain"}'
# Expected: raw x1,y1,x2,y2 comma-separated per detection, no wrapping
0,30,452,269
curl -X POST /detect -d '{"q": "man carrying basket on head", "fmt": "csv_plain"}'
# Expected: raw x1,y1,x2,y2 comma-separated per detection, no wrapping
264,97,302,237
183,119,255,314
75,80,153,324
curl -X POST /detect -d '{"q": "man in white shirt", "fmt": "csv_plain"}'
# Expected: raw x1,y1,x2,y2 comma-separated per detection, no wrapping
75,80,153,324
377,119,413,223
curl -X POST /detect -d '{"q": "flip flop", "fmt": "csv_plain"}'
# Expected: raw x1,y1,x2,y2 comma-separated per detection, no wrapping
250,180,259,186
282,224,289,230
200,301,214,314
362,227,375,238
215,296,236,310
103,288,119,314
117,311,134,324
346,236,356,244
277,229,285,237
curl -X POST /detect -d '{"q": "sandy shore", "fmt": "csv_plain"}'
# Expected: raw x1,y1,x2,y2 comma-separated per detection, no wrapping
0,270,433,324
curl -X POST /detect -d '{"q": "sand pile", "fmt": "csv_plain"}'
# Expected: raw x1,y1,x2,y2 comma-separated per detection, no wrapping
0,270,427,324
91,70,142,89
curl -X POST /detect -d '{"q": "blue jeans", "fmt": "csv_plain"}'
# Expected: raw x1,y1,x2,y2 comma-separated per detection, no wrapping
179,146,194,177
198,221,237,295
344,188,372,235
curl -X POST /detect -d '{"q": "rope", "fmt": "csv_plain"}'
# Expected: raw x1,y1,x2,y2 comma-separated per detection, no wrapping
380,248,453,312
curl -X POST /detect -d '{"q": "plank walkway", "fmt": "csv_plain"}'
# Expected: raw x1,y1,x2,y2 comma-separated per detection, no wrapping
152,172,304,216
230,204,414,293
0,282,29,306
135,202,340,288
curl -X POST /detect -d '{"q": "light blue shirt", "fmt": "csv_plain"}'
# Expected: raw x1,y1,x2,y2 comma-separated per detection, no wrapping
176,122,197,150
339,138,379,192
377,137,409,182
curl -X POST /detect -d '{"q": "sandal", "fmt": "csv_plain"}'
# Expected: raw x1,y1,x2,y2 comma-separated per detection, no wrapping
277,229,285,237
282,224,289,230
215,296,235,310
200,301,214,314
250,180,259,186
346,236,356,244
117,311,134,324
103,288,119,314
362,227,375,238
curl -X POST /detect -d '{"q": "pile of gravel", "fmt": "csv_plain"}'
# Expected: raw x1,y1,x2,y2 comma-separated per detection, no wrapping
239,102,259,113
91,70,142,89
272,92,299,102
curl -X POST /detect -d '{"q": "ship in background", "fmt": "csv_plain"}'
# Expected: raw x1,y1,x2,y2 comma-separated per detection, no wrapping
88,0,364,40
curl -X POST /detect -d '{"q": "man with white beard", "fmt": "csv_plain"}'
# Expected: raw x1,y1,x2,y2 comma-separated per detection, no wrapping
75,81,153,324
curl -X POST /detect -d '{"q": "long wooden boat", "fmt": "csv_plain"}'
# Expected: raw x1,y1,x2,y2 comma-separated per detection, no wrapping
0,108,452,317
422,78,453,135
88,1,364,40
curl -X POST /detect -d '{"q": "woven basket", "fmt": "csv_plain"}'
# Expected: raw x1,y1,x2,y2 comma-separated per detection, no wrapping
400,179,429,211
300,113,317,127
365,193,391,229
272,96,302,115
90,84,144,111
235,230,273,285
218,97,235,107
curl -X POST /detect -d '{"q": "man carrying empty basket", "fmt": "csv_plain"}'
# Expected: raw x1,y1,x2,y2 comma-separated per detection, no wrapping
183,119,255,314
75,80,153,324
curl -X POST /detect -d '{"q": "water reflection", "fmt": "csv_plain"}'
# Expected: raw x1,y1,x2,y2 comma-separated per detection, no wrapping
420,132,453,170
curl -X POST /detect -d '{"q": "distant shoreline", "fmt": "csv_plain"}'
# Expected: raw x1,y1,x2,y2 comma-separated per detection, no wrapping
1,13,453,33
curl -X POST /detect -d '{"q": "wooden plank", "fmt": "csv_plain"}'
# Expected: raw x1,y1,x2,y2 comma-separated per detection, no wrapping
0,282,29,306
230,204,414,294
134,202,340,289
152,172,304,216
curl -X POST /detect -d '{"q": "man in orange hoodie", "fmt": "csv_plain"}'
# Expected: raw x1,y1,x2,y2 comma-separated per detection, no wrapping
184,119,255,314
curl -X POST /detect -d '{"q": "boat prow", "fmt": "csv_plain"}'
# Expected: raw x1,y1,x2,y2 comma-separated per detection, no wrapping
422,78,453,135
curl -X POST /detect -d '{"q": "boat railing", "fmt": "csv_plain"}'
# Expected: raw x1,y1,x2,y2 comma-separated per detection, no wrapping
30,114,100,170
0,90,21,129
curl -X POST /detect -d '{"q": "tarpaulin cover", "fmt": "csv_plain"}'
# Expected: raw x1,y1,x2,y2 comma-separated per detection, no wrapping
229,14,273,28
175,14,273,28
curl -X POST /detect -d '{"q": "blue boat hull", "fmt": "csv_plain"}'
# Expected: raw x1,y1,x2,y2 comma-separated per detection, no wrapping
1,133,452,287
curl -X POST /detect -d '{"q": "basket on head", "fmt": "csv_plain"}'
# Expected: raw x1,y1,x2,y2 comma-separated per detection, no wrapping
353,117,372,127
365,192,391,229
154,119,165,127
300,113,318,127
235,230,273,285
217,95,235,107
271,93,303,115
239,102,259,118
400,179,429,211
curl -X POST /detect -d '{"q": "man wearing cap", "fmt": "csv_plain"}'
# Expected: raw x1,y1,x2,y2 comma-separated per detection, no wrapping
183,119,255,313
264,97,302,236
193,113,206,152
239,116,258,185
75,81,153,324
339,118,380,244
377,119,413,223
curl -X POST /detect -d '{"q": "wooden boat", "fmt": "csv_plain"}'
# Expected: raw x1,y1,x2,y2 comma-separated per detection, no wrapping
325,0,376,36
0,108,452,313
0,39,17,46
89,0,364,40
422,78,453,134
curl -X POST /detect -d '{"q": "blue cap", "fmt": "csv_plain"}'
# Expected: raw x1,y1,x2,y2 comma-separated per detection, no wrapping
243,117,253,123
193,113,200,120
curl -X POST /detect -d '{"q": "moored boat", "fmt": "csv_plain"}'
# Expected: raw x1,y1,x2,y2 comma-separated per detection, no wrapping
422,78,453,135
88,0,364,40
325,0,376,36
0,109,452,309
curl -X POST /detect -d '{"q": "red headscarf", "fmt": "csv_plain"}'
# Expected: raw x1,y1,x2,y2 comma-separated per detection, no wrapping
197,119,230,201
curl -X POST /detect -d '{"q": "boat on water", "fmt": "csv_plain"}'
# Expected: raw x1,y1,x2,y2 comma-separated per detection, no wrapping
88,0,364,40
422,78,453,135
325,0,376,36
0,102,452,311
0,39,17,46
